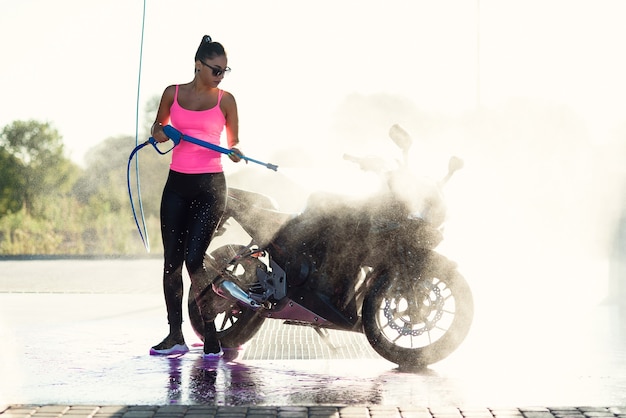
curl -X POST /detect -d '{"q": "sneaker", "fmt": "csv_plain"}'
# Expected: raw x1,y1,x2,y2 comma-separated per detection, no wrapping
202,350,223,359
150,335,189,356
203,338,223,358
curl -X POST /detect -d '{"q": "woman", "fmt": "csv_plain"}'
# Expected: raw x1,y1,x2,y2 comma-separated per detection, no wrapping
149,35,243,357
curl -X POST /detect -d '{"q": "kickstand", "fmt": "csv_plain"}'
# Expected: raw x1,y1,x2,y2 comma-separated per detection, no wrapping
312,326,337,350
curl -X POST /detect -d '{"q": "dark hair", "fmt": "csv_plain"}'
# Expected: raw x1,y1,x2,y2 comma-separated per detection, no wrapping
194,35,226,62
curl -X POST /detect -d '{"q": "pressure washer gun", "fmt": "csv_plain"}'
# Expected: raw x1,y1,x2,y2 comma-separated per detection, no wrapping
146,125,278,171
128,124,278,252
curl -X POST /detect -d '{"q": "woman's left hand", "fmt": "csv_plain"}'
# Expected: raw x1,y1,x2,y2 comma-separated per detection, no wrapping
228,147,246,163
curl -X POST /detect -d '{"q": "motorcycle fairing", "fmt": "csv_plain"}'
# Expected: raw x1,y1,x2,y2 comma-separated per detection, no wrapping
268,286,358,330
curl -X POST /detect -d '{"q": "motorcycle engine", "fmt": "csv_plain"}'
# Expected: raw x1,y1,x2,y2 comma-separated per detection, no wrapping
283,252,318,287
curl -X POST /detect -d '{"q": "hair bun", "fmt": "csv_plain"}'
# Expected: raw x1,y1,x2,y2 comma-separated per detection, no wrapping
202,35,212,43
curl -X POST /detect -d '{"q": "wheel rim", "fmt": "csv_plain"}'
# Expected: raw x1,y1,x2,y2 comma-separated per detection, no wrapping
376,273,458,349
191,245,266,337
214,305,246,333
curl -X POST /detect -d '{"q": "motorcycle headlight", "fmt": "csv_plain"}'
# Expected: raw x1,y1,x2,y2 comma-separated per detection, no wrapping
391,176,447,227
396,155,463,229
408,194,446,227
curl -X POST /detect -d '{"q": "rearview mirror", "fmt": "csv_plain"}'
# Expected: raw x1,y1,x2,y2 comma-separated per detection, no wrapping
388,124,412,154
448,156,464,173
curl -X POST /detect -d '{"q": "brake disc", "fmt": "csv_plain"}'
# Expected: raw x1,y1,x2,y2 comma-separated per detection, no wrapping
382,280,444,337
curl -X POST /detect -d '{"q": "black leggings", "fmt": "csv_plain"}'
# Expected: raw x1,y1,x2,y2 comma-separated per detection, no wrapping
160,170,226,330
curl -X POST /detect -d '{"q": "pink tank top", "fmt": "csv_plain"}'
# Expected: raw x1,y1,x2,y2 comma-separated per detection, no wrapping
169,85,226,174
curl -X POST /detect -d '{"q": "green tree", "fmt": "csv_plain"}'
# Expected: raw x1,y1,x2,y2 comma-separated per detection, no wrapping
0,95,165,255
0,120,83,254
0,147,25,217
70,130,170,253
0,120,80,217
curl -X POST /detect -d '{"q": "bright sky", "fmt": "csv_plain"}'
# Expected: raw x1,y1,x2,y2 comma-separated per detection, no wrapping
2,0,625,165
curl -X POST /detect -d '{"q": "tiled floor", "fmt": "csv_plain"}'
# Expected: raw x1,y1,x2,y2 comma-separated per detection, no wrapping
1,405,625,418
240,320,379,361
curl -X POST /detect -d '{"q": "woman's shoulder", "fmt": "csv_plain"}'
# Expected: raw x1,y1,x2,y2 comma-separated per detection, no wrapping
220,89,236,104
218,89,237,117
163,84,178,91
161,84,178,99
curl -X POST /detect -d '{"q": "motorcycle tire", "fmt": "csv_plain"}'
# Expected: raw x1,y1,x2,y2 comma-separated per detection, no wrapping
187,244,266,349
362,252,473,368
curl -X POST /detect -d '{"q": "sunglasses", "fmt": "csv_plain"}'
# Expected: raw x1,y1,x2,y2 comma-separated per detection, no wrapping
200,61,231,77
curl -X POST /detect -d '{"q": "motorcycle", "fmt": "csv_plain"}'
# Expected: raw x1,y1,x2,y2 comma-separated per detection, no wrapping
187,124,473,368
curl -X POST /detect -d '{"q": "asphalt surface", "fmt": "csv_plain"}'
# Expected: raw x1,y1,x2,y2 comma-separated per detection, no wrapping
1,258,626,414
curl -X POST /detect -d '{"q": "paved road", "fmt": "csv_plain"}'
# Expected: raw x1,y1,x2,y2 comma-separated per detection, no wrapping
1,258,626,409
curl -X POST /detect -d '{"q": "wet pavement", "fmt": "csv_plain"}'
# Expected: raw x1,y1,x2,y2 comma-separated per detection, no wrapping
1,258,626,412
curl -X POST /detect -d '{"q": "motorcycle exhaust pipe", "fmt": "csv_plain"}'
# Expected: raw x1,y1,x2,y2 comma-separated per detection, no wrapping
212,278,263,310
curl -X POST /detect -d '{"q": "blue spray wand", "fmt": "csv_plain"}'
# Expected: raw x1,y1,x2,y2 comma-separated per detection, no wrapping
128,124,278,251
148,125,278,171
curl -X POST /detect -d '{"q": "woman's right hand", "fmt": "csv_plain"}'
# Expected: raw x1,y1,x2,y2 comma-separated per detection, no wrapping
151,123,169,143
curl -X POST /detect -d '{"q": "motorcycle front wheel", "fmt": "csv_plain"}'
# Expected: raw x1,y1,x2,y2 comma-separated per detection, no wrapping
362,252,473,368
188,244,266,349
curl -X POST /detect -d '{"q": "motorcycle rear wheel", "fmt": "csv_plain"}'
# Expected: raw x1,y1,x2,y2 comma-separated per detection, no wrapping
362,252,473,368
188,244,266,349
